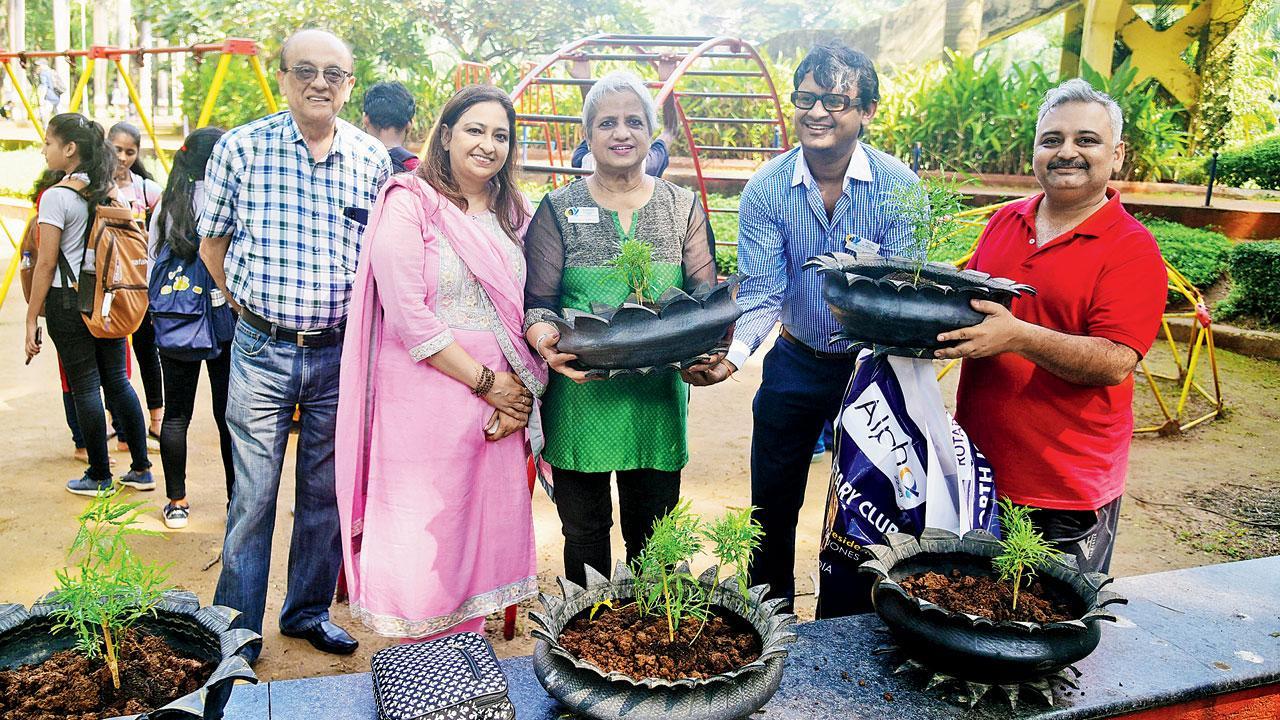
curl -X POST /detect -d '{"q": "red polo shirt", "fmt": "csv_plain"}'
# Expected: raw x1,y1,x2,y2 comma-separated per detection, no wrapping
954,189,1167,510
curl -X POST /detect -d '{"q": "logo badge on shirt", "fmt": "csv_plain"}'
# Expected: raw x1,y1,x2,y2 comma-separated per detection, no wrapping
565,207,600,224
845,234,880,256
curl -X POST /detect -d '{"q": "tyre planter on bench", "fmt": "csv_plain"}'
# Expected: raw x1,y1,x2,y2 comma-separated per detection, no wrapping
858,528,1127,686
529,562,797,720
0,589,259,719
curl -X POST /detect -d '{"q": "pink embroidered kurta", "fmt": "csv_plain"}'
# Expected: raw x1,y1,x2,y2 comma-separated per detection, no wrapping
335,175,546,637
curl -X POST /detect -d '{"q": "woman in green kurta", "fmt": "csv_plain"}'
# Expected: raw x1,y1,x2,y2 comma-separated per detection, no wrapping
523,71,716,586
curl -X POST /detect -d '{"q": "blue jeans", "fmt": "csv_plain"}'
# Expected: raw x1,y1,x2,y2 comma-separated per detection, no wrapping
214,322,343,654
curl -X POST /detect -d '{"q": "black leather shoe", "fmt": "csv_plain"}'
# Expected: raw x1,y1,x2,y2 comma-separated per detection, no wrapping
280,619,359,655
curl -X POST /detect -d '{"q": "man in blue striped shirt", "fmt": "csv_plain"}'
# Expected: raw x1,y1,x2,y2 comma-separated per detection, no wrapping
686,43,918,612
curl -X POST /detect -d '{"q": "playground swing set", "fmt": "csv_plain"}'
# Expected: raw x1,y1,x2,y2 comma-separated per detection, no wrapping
0,37,279,312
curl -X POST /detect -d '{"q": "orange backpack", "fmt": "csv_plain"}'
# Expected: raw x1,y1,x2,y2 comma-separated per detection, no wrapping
76,202,151,338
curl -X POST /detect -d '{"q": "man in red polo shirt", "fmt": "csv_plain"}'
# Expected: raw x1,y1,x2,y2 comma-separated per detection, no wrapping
936,78,1167,573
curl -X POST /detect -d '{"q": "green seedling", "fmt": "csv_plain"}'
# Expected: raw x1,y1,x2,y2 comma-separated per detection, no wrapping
884,177,969,284
991,497,1058,611
608,238,657,304
628,502,764,645
49,489,170,690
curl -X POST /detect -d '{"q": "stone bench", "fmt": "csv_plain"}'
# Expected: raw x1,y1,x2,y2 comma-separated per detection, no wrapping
224,555,1280,719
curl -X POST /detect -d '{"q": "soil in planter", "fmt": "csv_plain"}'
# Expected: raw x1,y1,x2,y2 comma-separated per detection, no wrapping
0,629,215,720
899,569,1076,623
557,604,761,681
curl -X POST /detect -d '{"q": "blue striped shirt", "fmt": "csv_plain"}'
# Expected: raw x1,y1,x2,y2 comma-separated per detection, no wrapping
727,142,919,366
197,111,391,330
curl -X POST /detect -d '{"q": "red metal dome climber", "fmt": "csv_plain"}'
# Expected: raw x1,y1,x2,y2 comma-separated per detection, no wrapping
510,34,791,243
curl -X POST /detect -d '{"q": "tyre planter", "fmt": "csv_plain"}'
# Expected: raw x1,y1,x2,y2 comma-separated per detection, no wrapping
549,274,743,378
804,253,1035,356
858,528,1126,686
0,589,260,720
529,562,797,720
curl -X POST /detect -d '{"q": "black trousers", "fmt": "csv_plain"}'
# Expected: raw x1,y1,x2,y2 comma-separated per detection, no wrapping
44,287,150,482
1027,496,1123,574
749,335,858,609
551,466,681,586
131,312,164,411
159,343,234,502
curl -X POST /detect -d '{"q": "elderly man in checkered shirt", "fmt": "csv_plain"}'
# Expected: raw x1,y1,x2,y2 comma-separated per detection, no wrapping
199,28,391,664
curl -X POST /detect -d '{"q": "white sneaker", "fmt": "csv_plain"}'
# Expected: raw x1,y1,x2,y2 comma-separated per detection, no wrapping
163,503,190,529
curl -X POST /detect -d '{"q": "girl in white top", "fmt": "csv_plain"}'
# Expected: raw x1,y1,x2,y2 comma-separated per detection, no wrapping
109,121,166,436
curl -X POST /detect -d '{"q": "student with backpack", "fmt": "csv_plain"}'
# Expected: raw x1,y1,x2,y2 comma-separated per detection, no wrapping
362,81,419,173
110,121,166,439
148,128,236,529
23,113,153,496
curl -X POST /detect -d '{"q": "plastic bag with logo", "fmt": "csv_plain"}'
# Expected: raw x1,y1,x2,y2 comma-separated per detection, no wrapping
815,350,999,618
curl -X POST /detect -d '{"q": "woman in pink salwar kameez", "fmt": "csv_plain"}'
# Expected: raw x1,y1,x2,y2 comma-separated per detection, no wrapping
335,85,547,639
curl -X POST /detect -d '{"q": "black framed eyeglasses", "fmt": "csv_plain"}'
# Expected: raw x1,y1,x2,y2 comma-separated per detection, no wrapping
790,90,858,112
283,64,353,86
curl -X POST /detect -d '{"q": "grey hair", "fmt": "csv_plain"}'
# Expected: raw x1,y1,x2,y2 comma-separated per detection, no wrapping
582,70,658,135
1037,78,1124,142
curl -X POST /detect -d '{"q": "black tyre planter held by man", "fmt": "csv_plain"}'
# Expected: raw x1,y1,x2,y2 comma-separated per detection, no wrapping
0,589,260,720
530,562,797,720
549,274,743,378
858,528,1126,689
805,252,1036,356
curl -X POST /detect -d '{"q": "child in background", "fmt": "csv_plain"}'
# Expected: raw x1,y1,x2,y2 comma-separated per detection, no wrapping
147,127,235,529
362,81,419,173
23,113,153,496
109,121,165,439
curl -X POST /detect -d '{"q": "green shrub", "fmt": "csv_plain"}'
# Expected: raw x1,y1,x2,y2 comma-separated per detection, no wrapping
1217,241,1280,324
715,246,738,276
1215,135,1280,190
1142,217,1232,290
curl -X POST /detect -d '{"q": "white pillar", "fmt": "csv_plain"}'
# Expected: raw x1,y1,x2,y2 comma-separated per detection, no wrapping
93,0,109,115
53,0,72,98
6,0,25,52
138,18,151,116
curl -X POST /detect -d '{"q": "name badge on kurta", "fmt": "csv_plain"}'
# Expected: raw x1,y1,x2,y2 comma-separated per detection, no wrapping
565,207,600,224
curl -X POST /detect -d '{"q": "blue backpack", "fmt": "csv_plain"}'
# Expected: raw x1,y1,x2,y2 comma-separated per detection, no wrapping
149,242,236,361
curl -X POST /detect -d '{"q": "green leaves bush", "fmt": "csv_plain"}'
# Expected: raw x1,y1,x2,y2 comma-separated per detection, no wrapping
1142,217,1232,291
1217,241,1280,325
872,56,1186,182
1215,135,1280,191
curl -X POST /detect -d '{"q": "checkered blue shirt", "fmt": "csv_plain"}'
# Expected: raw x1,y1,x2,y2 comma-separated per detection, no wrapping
197,111,391,330
726,143,919,367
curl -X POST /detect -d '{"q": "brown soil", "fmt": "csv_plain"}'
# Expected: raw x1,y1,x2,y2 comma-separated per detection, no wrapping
0,630,214,720
557,604,761,681
899,569,1076,623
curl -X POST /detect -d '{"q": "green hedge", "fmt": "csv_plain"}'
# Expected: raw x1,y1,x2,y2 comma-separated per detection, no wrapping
1216,135,1280,190
1143,218,1232,291
1217,241,1280,325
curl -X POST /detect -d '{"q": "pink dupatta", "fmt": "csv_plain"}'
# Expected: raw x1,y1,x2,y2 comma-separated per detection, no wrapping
336,175,547,567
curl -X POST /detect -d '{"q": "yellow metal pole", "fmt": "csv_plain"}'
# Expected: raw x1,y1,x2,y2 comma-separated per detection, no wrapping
248,55,279,114
68,58,94,113
0,211,30,311
935,358,960,381
196,54,234,128
3,60,45,141
112,58,170,172
1174,327,1206,418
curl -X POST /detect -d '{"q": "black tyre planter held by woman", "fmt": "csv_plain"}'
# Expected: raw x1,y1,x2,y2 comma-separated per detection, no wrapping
549,274,743,378
804,252,1035,356
0,589,260,720
530,561,797,720
858,528,1127,689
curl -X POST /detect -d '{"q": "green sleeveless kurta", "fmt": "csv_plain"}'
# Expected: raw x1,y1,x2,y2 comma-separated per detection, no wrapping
535,180,695,473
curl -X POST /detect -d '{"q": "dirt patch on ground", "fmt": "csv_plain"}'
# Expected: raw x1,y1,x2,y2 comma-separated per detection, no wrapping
0,630,213,720
1,292,1277,682
557,603,760,681
899,570,1075,623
